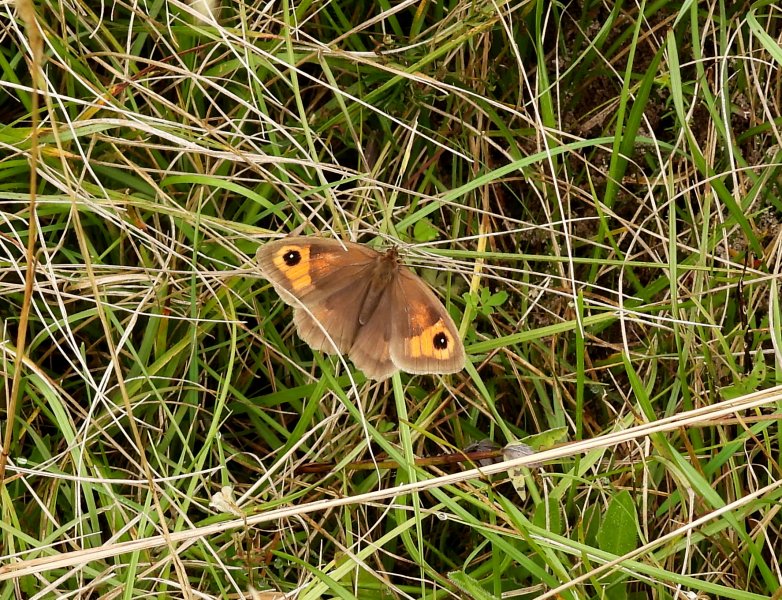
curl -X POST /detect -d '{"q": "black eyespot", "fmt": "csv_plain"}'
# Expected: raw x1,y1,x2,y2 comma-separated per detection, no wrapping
282,249,301,266
433,332,449,350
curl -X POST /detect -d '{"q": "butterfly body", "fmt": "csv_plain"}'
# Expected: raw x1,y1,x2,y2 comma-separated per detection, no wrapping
257,237,465,380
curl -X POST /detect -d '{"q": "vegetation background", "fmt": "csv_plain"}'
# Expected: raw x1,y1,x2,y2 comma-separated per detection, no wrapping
2,0,782,598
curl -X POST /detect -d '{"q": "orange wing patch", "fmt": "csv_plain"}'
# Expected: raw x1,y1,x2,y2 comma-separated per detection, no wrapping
272,245,312,292
406,319,457,360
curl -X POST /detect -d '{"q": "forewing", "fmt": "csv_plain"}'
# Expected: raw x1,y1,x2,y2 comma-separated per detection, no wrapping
257,237,379,306
257,236,378,359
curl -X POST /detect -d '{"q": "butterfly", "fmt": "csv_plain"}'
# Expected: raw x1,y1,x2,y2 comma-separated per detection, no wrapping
257,237,465,380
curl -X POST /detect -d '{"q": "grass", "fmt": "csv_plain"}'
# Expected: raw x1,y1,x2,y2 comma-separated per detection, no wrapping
2,0,782,598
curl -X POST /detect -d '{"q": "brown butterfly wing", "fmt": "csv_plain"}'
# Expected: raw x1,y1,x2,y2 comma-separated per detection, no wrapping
344,286,395,380
257,237,380,306
388,268,465,375
257,237,383,362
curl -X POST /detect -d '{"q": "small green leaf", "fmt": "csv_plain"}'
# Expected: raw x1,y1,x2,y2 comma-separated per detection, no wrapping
464,287,509,316
597,490,639,555
532,497,563,534
720,358,766,400
413,218,438,242
521,427,568,449
486,290,508,307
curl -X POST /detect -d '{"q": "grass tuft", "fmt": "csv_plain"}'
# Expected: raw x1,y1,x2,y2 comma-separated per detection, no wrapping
2,0,782,597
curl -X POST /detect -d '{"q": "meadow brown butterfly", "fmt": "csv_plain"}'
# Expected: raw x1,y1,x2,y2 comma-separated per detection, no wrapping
257,237,465,380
